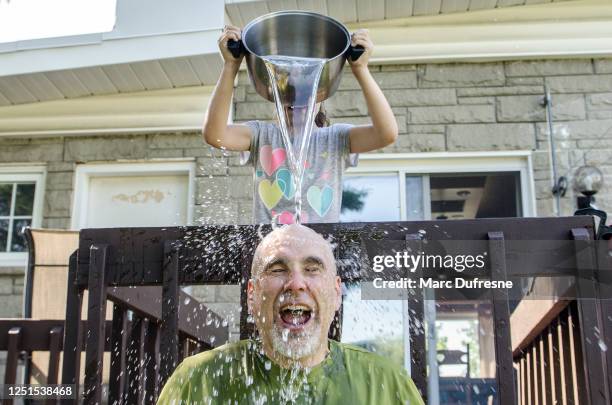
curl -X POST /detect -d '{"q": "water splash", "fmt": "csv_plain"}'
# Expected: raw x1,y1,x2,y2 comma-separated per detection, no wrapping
262,55,326,224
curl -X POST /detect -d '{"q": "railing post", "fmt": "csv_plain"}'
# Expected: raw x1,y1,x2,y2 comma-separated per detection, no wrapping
406,233,427,402
595,235,612,401
83,244,109,405
239,236,255,341
571,227,609,404
126,315,145,405
108,304,128,405
4,327,21,385
47,326,63,384
159,240,180,387
488,231,517,405
61,250,83,405
143,320,159,405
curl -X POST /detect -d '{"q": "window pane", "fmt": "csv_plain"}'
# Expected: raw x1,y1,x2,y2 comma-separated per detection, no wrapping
430,173,521,220
0,219,7,251
341,284,405,368
405,176,424,220
11,218,31,252
434,302,498,404
340,175,400,222
15,183,35,216
0,184,12,216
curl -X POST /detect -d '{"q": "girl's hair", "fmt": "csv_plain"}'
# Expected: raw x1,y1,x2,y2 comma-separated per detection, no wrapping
315,103,330,128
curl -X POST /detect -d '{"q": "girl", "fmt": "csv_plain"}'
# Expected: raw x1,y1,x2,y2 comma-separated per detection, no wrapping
203,25,397,224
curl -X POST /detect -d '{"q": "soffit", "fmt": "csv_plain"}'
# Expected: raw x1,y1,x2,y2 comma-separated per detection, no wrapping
225,0,574,25
0,0,609,109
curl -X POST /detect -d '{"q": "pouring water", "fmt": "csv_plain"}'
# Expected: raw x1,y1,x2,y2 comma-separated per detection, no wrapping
262,55,326,224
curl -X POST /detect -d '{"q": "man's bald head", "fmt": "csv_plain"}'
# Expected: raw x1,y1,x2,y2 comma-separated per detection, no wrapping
247,224,342,367
251,224,336,277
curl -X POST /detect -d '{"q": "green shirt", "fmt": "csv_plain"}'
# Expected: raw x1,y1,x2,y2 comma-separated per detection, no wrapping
157,339,424,405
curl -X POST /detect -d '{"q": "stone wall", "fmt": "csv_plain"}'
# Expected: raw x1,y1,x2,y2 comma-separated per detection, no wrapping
0,268,24,317
1,57,611,341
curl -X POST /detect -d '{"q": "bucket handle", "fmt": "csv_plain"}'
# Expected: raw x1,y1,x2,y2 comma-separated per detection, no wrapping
227,39,245,59
228,39,364,61
348,45,365,61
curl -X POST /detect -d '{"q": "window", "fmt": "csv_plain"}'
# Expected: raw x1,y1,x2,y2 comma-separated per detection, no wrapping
0,167,45,266
72,161,195,229
340,175,400,222
0,182,35,252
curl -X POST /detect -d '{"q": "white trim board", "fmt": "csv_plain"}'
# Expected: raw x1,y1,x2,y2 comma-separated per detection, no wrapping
71,160,196,230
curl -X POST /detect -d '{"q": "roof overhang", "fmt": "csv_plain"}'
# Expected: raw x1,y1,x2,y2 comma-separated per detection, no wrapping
0,86,213,137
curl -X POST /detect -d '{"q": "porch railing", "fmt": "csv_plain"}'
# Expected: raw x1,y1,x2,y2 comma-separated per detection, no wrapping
65,216,611,405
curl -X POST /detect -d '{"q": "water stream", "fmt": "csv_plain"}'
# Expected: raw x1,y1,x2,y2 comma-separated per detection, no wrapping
262,55,327,224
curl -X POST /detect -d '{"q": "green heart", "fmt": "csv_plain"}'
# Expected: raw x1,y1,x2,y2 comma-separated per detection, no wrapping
307,185,334,217
258,179,283,210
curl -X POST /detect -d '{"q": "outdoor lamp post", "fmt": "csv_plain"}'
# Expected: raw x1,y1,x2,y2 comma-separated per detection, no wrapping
573,165,604,209
573,165,612,241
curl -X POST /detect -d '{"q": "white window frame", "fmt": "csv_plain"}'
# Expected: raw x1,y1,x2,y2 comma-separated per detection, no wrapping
346,151,537,219
0,165,46,267
71,160,196,230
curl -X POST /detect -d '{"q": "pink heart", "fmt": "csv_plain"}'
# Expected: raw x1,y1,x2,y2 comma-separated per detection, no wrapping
278,211,309,224
320,171,331,181
259,145,286,176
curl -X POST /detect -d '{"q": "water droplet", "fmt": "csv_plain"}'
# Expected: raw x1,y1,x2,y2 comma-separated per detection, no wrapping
599,339,608,352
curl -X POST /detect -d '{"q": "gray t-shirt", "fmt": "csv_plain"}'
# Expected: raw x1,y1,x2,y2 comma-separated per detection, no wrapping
243,121,357,224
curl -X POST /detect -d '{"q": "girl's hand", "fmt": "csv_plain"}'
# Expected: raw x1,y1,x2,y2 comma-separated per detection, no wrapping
218,25,243,67
348,29,373,72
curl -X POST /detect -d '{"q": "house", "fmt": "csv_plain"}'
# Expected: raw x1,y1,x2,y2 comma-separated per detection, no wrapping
1,0,611,401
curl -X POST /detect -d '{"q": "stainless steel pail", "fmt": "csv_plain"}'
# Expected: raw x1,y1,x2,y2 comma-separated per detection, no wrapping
228,11,363,105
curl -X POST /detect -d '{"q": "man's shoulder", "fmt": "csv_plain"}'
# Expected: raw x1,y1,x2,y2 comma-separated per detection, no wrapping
332,341,425,404
333,341,406,374
180,340,250,368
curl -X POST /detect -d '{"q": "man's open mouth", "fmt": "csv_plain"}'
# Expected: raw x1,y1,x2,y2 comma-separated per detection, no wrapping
279,304,313,329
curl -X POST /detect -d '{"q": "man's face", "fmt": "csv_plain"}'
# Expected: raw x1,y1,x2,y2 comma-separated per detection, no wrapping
248,225,341,364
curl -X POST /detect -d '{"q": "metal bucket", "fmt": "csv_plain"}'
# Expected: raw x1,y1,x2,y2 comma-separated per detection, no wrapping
228,11,363,105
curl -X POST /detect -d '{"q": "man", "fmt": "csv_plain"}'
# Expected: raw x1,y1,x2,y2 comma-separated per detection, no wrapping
157,225,424,404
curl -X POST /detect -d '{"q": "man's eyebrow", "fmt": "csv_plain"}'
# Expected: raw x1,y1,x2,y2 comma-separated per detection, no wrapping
303,256,325,267
263,257,286,271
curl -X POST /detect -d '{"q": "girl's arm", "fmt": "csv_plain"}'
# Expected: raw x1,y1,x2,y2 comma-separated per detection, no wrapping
347,29,398,153
203,25,252,152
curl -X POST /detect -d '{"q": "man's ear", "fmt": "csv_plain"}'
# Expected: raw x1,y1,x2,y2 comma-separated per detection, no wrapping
334,276,342,311
247,278,255,314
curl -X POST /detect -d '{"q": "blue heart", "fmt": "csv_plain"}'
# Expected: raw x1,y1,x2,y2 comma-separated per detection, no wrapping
275,168,295,199
307,185,334,217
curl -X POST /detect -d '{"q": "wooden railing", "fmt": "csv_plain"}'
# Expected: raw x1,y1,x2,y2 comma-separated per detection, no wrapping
0,320,66,388
66,216,612,405
58,256,229,405
513,301,586,405
0,284,228,405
